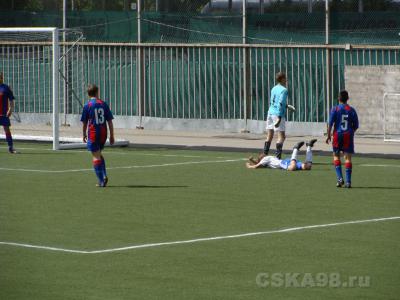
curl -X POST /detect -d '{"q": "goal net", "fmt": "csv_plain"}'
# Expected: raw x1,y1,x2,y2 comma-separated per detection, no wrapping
0,27,128,150
383,93,400,142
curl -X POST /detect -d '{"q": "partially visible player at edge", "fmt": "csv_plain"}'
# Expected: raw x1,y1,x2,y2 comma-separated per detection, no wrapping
81,84,115,187
264,72,288,159
0,72,17,154
326,90,359,188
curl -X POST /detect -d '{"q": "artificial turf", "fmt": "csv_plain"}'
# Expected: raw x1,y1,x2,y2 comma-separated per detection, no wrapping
0,143,399,299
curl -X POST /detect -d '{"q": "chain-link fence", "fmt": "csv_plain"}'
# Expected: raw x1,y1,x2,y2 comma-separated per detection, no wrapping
1,0,400,44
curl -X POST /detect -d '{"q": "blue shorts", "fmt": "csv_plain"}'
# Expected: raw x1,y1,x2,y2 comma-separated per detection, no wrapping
280,158,303,170
333,132,354,154
87,140,105,153
0,116,11,127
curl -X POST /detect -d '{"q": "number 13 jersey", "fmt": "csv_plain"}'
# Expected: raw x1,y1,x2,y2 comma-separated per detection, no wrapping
81,98,114,145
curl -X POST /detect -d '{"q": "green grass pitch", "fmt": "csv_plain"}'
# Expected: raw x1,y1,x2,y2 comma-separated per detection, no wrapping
0,143,399,300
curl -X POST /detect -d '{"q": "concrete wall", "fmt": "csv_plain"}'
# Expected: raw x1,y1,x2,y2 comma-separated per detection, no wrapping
345,66,400,135
16,113,326,136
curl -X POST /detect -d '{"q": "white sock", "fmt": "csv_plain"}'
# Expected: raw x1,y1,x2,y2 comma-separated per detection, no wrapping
306,146,312,163
291,148,298,161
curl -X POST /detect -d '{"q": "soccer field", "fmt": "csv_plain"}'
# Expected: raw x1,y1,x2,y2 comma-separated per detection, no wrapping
0,143,399,300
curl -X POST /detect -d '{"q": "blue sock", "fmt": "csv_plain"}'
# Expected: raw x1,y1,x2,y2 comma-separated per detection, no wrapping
93,159,104,185
334,160,343,181
101,155,107,178
345,162,352,184
6,132,13,151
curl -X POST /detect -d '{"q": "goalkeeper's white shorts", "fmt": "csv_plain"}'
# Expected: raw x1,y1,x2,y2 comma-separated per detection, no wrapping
259,155,283,169
266,115,286,132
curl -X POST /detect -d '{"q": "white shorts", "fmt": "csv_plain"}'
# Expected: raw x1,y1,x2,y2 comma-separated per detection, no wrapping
266,115,286,132
259,156,283,169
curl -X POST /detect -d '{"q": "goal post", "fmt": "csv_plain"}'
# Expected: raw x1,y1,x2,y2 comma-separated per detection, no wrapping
0,27,128,150
383,92,400,142
0,27,60,149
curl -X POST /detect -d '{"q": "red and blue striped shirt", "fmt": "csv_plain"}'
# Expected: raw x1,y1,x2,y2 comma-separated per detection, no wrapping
81,98,113,144
0,84,15,117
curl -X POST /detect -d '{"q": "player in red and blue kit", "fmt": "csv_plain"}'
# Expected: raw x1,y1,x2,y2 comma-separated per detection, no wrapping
326,90,359,188
0,72,17,154
81,84,115,187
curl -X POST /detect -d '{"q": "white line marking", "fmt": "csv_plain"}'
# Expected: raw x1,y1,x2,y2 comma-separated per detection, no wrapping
0,146,233,159
1,216,399,254
0,241,89,254
0,158,246,173
360,164,400,168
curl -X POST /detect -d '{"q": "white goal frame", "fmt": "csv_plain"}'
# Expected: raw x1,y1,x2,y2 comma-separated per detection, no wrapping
0,27,129,150
383,92,400,142
0,27,60,150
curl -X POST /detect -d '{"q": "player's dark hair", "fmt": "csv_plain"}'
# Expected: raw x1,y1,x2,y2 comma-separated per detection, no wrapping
339,90,349,103
276,72,286,84
87,84,99,97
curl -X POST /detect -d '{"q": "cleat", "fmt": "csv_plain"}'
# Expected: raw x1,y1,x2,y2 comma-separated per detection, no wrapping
306,139,318,148
96,181,106,188
344,182,352,188
9,148,18,154
103,176,108,187
336,179,344,188
293,141,305,150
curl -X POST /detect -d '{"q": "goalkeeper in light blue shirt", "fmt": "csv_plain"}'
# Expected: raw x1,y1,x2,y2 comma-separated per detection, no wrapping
264,72,288,159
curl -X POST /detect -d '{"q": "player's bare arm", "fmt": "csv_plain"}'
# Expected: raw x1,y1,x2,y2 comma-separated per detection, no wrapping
108,120,115,145
246,161,264,169
82,121,88,143
7,99,14,118
326,124,332,144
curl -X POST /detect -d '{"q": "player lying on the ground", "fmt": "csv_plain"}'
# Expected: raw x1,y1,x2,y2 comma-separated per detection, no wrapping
247,139,317,171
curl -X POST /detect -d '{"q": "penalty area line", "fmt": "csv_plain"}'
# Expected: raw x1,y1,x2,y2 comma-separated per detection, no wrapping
0,216,399,255
360,164,400,168
0,146,233,159
0,158,246,173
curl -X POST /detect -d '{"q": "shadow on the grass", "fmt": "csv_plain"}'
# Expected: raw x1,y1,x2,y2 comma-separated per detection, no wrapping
108,185,189,189
11,152,75,155
311,162,332,165
351,186,400,190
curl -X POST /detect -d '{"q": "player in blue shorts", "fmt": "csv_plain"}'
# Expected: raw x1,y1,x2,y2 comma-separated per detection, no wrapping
326,90,359,188
0,72,17,154
81,84,115,187
247,139,317,171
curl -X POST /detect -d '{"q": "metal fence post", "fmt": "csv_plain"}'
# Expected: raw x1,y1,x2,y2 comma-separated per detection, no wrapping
137,0,144,129
242,0,250,132
325,0,331,122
